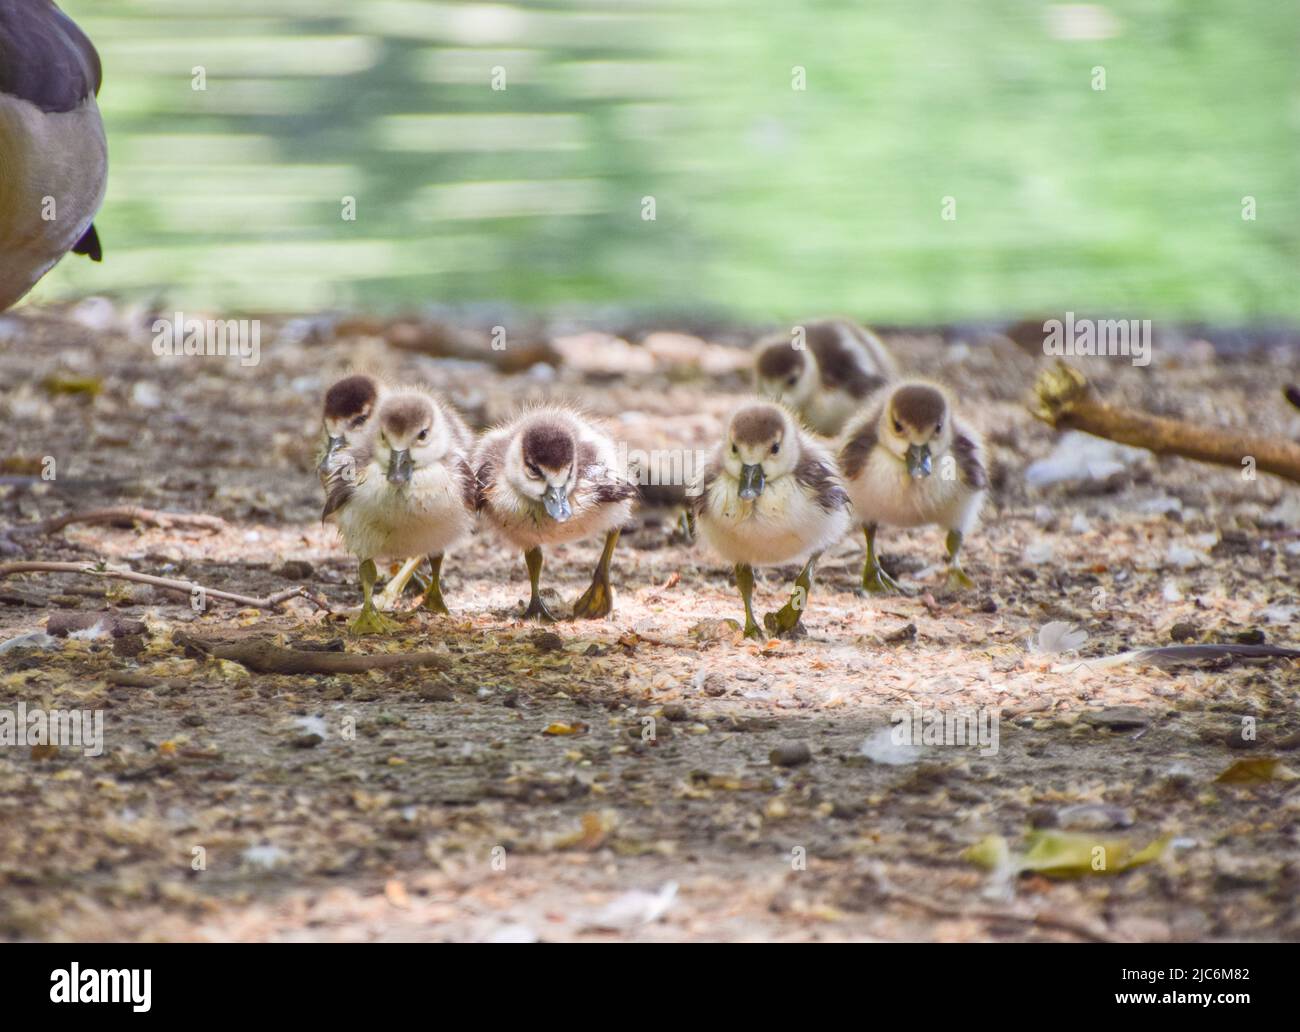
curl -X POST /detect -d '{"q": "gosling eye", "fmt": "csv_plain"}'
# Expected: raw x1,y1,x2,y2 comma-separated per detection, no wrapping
526,462,542,479
892,419,903,434
349,415,366,429
787,375,797,386
770,442,780,455
731,443,738,455
417,428,430,443
934,422,942,434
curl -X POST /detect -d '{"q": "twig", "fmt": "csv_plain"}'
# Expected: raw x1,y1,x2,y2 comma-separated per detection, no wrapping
0,561,327,612
1030,361,1300,484
8,506,228,536
863,864,1122,943
173,632,451,674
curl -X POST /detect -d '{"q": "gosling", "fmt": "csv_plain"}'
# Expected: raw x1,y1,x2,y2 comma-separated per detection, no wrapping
839,381,987,593
691,401,851,639
754,318,896,436
474,408,636,621
318,374,427,611
326,388,477,633
317,373,381,498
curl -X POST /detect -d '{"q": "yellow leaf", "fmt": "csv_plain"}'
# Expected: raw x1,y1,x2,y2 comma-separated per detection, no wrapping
965,831,1168,879
1020,830,1168,878
384,880,410,909
43,374,102,396
543,722,588,736
963,834,1012,871
1216,756,1295,784
552,810,615,850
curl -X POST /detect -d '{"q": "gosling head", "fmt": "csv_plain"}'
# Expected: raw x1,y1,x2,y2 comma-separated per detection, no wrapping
880,383,952,479
755,338,818,411
374,393,450,486
725,402,799,500
509,418,578,522
320,374,379,470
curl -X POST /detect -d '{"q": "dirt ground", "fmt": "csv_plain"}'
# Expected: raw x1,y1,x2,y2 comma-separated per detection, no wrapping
1,302,1297,942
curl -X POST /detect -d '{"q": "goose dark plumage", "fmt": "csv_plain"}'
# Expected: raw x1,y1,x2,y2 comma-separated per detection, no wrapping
0,0,106,310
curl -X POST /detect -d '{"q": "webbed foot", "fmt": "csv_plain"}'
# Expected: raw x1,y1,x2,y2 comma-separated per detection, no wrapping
522,595,559,623
945,566,976,592
860,562,910,596
571,578,613,619
349,605,400,636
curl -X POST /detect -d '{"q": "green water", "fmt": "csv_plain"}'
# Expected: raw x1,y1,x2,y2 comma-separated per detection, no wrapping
31,0,1300,320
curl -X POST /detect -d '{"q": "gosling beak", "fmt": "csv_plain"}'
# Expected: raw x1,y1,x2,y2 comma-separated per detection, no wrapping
738,463,765,499
387,449,413,485
905,444,932,479
318,435,344,473
542,483,572,522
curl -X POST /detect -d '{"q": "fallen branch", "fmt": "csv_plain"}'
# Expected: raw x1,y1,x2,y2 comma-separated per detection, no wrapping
8,506,228,537
173,632,450,675
334,316,562,375
1054,642,1300,674
862,864,1122,944
1030,361,1300,484
0,561,327,612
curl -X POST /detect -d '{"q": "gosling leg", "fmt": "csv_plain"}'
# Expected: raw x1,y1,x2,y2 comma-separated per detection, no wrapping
572,529,619,619
350,558,400,635
521,546,559,622
764,552,818,638
420,553,450,614
735,562,763,640
944,529,976,591
860,523,909,595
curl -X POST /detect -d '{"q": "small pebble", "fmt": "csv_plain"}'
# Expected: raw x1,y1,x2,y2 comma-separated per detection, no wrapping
769,742,812,767
1082,706,1149,731
276,559,314,580
530,631,564,652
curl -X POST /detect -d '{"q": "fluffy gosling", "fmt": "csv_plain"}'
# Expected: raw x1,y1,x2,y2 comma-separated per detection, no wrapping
691,401,851,639
474,408,636,621
326,388,477,633
318,374,426,611
839,381,987,593
317,374,381,497
754,318,896,436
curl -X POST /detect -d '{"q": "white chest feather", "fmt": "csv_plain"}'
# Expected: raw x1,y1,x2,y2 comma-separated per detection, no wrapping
845,449,983,534
483,481,629,551
336,463,473,560
0,94,107,310
700,474,849,566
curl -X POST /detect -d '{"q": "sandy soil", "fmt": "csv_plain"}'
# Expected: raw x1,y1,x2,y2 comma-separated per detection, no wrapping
1,302,1297,942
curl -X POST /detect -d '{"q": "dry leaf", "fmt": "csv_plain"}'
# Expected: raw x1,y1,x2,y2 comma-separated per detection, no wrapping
1216,756,1295,783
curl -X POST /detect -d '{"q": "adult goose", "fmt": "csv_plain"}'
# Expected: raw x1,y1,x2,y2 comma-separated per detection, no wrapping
0,0,106,311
